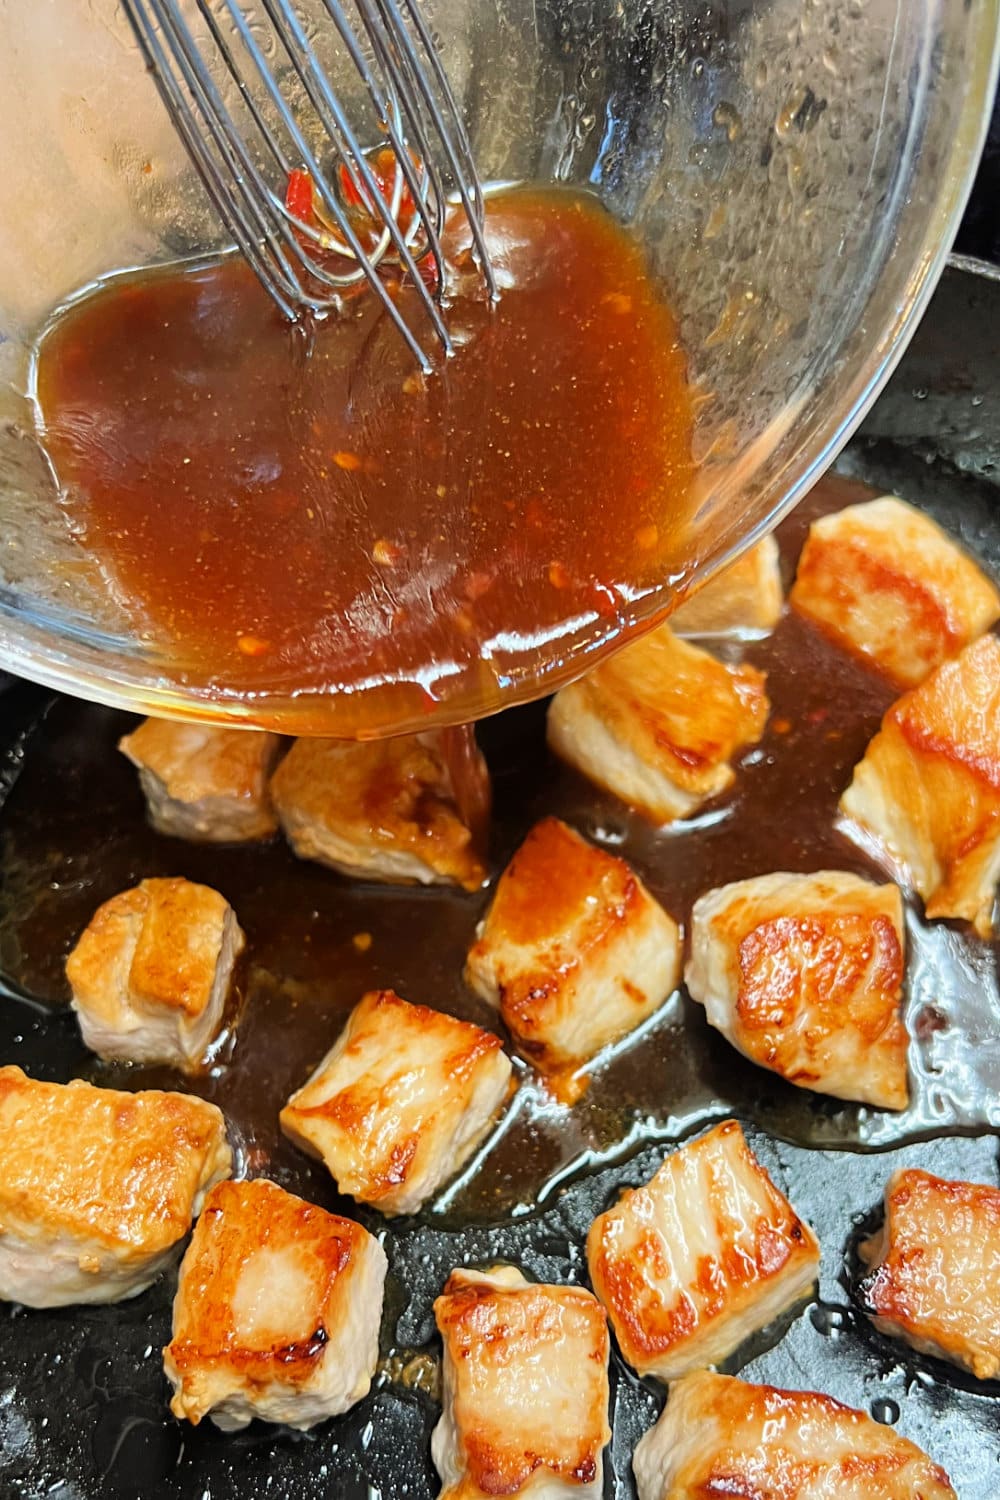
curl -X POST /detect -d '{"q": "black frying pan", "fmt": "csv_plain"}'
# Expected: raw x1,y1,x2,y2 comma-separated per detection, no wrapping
1,261,999,1499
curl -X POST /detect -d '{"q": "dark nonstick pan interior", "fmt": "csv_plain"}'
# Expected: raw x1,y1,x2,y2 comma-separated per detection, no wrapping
1,262,999,1499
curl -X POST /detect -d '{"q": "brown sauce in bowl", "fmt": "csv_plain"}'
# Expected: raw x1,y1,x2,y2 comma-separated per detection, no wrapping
33,187,696,731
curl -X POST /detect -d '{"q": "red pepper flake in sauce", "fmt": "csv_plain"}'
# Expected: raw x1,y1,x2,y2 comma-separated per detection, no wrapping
237,635,271,657
332,451,363,472
373,539,403,567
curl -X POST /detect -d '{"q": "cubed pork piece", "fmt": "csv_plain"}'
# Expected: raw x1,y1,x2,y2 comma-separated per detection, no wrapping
546,624,769,823
432,1265,611,1500
839,633,1000,937
632,1370,956,1500
119,718,281,842
859,1168,1000,1381
586,1119,819,1381
271,729,488,890
790,494,1000,688
280,989,512,1216
465,817,681,1081
685,870,908,1110
66,876,244,1071
671,536,783,639
164,1177,387,1430
0,1065,231,1307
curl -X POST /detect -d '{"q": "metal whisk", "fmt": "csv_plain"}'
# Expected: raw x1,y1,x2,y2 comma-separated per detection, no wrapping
121,0,497,369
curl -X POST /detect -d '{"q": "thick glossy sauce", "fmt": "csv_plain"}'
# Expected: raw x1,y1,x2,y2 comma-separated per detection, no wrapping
34,187,696,727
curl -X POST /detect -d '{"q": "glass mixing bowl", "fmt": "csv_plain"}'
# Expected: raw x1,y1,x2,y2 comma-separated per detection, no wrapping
0,0,997,734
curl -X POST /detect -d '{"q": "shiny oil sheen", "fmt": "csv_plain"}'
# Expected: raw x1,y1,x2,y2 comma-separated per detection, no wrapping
33,187,696,727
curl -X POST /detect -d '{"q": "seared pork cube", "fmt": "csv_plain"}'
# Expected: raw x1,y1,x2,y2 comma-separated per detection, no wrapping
671,536,783,639
280,990,512,1216
164,1178,387,1430
0,1066,230,1308
66,876,244,1071
790,494,1000,688
465,817,681,1079
271,730,488,890
547,624,769,823
586,1119,819,1381
840,633,1000,937
432,1265,610,1500
859,1168,1000,1381
119,718,281,842
685,870,908,1110
632,1370,956,1500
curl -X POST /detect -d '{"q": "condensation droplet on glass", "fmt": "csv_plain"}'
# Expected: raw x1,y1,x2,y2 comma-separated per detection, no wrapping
775,85,809,142
753,61,768,91
691,57,706,79
912,387,928,401
712,101,743,143
971,394,984,407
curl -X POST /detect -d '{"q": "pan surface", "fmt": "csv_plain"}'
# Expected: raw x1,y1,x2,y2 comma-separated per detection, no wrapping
1,264,999,1498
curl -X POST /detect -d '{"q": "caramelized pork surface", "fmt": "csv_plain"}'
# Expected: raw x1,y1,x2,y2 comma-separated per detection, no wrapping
432,1265,610,1500
671,536,783,639
859,1168,1000,1381
280,989,512,1216
0,1066,230,1307
119,718,281,842
840,633,1000,937
791,495,1000,688
66,876,244,1071
685,870,908,1109
587,1120,819,1381
546,624,769,823
632,1369,956,1500
271,730,488,890
466,817,681,1078
164,1177,387,1430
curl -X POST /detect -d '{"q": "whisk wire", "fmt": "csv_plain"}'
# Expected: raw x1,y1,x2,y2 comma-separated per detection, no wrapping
121,0,495,366
256,0,452,349
392,0,496,294
215,0,442,366
125,0,302,319
319,0,451,293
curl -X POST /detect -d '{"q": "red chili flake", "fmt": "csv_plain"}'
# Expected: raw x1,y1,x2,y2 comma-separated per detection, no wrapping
237,635,271,657
372,538,403,567
285,168,316,225
332,450,363,472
